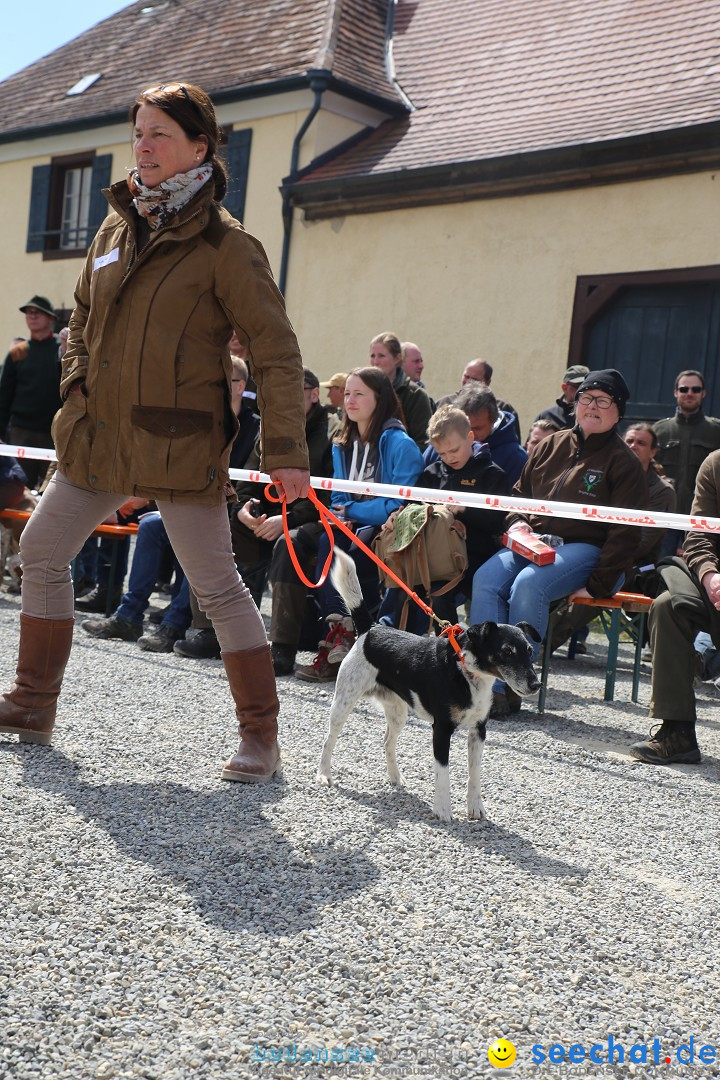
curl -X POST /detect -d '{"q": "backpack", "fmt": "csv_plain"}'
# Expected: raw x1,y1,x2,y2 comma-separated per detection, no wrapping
373,503,468,628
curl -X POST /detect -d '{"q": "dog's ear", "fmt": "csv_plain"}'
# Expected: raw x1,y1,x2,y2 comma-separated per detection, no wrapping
516,621,542,643
466,621,497,643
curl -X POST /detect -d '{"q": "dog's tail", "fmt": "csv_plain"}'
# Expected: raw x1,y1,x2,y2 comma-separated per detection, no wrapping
330,549,373,636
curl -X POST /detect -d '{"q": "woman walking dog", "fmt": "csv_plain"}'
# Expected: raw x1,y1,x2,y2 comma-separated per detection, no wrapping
0,82,309,783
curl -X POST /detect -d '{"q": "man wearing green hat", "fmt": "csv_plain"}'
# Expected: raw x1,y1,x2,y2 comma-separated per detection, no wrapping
0,296,62,488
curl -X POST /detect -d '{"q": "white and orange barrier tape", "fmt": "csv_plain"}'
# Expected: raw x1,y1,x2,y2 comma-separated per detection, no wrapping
2,445,720,534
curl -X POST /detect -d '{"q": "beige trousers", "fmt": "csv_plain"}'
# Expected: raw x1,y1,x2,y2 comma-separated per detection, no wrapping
19,471,266,652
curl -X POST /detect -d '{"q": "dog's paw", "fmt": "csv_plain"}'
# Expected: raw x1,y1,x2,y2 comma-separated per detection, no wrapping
467,798,488,821
316,770,333,787
387,769,406,787
432,801,453,822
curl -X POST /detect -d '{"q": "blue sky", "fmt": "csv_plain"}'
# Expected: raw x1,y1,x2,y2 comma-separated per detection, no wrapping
1,1,132,82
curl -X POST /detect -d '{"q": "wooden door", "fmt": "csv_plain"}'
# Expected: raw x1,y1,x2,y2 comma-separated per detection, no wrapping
569,270,720,422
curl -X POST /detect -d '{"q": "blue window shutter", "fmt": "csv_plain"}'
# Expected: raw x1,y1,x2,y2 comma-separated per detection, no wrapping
87,154,113,245
224,129,252,221
26,164,52,252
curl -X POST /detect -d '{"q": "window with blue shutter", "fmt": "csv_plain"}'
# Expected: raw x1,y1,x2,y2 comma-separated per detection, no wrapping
87,154,112,240
26,151,113,259
26,164,52,253
224,128,252,221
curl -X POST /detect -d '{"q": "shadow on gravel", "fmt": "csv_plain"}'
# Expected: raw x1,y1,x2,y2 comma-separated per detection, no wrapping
334,784,588,882
528,689,648,715
4,744,380,935
502,717,720,784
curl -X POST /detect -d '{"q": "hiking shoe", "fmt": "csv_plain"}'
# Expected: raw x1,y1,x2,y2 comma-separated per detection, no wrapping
326,617,355,664
630,722,701,765
82,614,142,641
295,654,339,682
271,643,296,676
295,626,341,682
488,687,522,719
173,629,221,660
138,624,185,653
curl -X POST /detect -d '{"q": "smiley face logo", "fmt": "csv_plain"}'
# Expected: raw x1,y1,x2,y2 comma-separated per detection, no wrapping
488,1039,517,1068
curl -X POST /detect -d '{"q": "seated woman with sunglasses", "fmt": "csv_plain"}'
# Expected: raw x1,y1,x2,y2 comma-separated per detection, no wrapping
0,82,309,783
469,369,648,716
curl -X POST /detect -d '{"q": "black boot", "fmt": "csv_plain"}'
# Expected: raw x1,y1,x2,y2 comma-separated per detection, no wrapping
489,686,522,719
271,642,296,675
173,628,221,659
137,624,185,653
74,585,122,613
630,722,701,765
82,614,143,641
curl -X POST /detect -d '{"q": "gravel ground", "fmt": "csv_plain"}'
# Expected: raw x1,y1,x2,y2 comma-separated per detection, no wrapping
1,586,719,1080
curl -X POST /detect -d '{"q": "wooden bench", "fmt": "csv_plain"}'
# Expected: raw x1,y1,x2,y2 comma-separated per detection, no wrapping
0,509,138,615
537,590,653,715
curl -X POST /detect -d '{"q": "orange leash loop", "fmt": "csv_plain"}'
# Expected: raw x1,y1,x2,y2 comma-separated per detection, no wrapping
264,483,466,661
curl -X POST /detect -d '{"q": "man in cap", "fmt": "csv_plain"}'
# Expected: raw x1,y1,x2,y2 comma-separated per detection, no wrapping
320,372,347,418
0,296,62,488
533,365,589,430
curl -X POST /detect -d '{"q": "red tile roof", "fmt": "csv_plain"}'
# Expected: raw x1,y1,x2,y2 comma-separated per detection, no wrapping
0,0,401,139
297,0,720,185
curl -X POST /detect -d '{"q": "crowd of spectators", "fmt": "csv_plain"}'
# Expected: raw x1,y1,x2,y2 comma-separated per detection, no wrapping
3,296,720,765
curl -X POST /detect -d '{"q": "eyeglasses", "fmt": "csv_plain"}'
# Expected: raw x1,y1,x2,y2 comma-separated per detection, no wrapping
576,393,615,409
677,385,703,394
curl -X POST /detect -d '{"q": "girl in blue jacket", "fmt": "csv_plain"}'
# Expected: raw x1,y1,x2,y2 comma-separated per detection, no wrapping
296,367,423,681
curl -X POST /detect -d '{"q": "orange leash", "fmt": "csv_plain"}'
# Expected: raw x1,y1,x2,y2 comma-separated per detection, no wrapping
264,484,466,661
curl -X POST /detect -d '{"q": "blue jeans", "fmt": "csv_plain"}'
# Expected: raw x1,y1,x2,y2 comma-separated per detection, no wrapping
469,542,603,660
115,512,191,631
694,631,720,681
314,527,381,620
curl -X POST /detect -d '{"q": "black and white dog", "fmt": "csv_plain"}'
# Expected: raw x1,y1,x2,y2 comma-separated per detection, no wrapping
316,550,541,821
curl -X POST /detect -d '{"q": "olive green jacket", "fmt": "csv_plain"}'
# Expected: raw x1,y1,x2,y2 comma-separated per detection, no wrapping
54,180,308,504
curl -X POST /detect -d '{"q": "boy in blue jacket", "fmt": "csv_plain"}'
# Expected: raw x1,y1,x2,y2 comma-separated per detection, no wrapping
383,405,509,630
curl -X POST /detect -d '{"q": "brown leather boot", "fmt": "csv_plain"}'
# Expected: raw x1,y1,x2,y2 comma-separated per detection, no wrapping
220,644,281,783
0,614,74,744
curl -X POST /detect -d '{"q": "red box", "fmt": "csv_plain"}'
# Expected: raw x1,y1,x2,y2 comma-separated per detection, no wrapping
502,531,556,565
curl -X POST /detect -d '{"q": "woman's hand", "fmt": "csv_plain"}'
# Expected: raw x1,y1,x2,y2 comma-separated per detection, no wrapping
269,468,310,503
569,587,593,602
508,521,533,535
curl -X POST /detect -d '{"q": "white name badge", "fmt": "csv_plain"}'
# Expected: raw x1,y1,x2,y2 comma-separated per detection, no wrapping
93,248,120,271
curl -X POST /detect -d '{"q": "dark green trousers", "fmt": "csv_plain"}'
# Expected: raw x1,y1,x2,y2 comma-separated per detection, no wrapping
649,563,720,723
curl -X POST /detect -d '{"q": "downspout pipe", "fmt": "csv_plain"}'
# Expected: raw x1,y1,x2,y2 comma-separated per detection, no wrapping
278,69,331,296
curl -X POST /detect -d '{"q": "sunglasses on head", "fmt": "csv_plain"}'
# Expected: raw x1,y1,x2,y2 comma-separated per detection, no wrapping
144,82,190,101
677,385,703,393
142,82,206,125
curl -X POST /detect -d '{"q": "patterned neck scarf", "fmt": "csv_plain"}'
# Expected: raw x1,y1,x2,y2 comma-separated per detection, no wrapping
127,164,213,230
